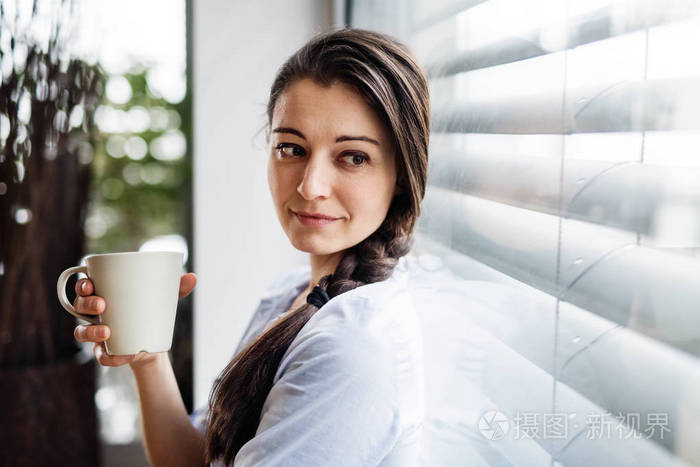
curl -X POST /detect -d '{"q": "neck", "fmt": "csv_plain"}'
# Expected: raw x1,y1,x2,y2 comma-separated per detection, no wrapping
306,251,344,294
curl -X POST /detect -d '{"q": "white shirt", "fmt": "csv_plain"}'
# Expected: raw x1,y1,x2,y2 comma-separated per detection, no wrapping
190,254,425,466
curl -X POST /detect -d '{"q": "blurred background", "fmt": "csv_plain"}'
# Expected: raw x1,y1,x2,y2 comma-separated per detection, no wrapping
1,0,699,466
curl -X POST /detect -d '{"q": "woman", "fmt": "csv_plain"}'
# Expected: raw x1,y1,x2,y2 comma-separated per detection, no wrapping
73,28,430,466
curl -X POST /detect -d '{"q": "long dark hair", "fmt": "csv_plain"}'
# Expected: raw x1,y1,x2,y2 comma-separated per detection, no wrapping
205,28,430,464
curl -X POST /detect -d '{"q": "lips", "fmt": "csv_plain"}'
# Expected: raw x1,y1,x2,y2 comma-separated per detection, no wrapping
294,210,339,220
292,210,341,227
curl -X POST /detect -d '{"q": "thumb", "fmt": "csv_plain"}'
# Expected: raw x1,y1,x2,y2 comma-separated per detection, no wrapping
179,273,197,298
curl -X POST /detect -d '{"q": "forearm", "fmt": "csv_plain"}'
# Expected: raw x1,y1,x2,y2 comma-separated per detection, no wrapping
131,352,206,467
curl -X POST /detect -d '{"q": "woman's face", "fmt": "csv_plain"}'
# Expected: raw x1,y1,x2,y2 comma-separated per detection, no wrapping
267,78,398,257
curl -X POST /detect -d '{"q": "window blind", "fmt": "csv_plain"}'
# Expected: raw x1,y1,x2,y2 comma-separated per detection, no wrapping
350,1,700,466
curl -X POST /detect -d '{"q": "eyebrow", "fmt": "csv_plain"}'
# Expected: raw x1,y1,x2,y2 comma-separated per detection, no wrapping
272,127,381,146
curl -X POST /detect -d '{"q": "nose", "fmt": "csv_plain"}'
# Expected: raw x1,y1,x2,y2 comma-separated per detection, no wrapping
297,154,332,200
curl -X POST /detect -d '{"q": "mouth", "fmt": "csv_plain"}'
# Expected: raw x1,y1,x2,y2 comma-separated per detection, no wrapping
292,210,341,227
293,210,340,220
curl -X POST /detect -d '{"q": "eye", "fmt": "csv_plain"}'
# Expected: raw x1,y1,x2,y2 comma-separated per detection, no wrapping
275,143,305,158
341,152,369,167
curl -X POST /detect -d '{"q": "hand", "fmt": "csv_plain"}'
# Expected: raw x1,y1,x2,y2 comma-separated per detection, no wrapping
72,273,198,368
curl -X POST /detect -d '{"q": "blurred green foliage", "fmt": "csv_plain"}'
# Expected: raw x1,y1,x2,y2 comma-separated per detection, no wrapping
86,67,191,254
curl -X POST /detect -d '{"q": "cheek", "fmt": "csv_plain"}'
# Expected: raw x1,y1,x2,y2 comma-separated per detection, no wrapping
267,160,288,201
346,176,394,221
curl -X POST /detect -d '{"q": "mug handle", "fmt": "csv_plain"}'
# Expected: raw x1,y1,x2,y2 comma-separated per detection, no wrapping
56,265,100,325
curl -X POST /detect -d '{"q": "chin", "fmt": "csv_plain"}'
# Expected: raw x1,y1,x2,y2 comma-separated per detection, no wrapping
288,237,341,256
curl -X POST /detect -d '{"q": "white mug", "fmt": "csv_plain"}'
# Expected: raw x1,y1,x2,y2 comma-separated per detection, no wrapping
56,251,184,356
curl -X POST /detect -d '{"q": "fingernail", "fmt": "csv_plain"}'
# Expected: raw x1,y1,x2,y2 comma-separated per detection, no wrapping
98,328,107,338
81,281,87,292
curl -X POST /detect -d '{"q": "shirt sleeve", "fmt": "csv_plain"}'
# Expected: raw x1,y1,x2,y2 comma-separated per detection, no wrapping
232,320,402,466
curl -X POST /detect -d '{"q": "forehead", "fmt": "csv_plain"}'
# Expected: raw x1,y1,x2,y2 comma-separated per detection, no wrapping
271,78,389,141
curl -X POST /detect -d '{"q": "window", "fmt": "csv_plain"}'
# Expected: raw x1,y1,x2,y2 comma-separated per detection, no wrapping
76,0,192,449
351,1,700,465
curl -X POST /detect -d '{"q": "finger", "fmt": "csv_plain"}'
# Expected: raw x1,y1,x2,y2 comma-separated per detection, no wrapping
73,295,106,316
179,273,197,298
75,278,93,296
74,324,110,343
94,342,135,367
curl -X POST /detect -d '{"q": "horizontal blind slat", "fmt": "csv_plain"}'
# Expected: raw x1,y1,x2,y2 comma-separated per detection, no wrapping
432,76,700,134
428,151,700,237
423,0,699,78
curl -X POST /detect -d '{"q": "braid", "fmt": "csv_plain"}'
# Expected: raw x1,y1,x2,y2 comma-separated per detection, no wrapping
325,231,412,296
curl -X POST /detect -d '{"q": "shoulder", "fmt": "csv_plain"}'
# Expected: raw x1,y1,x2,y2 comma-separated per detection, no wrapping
268,300,402,427
275,262,412,381
275,256,425,431
309,255,420,354
272,253,432,380
276,301,397,385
